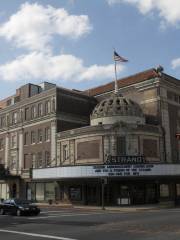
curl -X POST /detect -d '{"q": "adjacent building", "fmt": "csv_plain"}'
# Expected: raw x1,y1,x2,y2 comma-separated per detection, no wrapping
0,82,96,200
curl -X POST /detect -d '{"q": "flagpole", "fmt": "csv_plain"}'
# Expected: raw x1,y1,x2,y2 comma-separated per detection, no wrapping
113,49,128,95
114,60,118,94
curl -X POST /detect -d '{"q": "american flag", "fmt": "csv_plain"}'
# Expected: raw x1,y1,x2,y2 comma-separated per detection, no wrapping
113,51,128,62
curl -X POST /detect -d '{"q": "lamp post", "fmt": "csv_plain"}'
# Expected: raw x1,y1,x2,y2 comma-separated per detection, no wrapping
101,178,107,210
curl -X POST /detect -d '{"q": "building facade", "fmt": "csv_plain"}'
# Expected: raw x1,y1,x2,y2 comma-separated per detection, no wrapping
0,82,96,200
32,66,180,206
1,66,180,206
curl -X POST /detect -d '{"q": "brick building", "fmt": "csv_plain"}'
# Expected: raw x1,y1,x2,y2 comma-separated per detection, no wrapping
1,65,180,206
32,66,180,206
0,82,96,200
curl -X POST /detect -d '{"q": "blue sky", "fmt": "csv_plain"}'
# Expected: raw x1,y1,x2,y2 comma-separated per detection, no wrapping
0,0,180,99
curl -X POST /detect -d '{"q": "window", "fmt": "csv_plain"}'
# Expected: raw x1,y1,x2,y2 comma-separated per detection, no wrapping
10,155,16,170
63,144,68,161
24,154,32,169
143,139,158,158
2,117,5,127
160,184,169,197
25,107,29,121
117,137,126,155
176,184,180,197
7,99,12,106
36,183,44,201
69,187,82,201
38,129,43,143
45,127,50,141
24,132,28,145
45,151,51,167
37,152,43,168
31,131,36,144
12,112,18,124
6,114,10,126
0,139,4,150
45,183,55,201
31,153,36,168
11,134,17,148
38,103,43,117
45,101,50,114
1,116,5,128
77,140,100,160
31,106,36,119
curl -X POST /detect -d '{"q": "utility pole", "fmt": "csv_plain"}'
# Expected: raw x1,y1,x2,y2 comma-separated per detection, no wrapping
101,179,105,210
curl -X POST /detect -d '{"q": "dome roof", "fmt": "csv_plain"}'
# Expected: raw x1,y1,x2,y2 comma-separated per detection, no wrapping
91,93,144,126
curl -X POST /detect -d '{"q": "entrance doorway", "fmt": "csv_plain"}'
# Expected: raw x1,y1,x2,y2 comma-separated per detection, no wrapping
86,185,98,205
131,183,158,204
12,184,17,198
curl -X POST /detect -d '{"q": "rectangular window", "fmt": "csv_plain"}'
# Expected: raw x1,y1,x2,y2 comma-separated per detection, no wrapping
24,154,32,169
160,184,169,197
69,187,82,201
12,112,18,124
45,127,50,141
25,108,29,121
36,183,44,201
63,144,68,161
11,134,17,148
7,99,12,106
37,152,43,168
77,140,100,160
117,136,126,155
24,132,28,145
38,129,43,143
143,139,158,158
45,101,50,114
10,155,16,170
31,106,36,119
6,114,10,126
38,103,43,117
176,184,180,197
31,153,36,168
0,138,4,150
31,131,36,144
1,116,5,128
45,151,51,167
45,183,55,201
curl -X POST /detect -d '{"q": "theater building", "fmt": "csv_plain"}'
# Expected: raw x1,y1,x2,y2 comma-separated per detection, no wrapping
32,66,180,206
1,65,180,206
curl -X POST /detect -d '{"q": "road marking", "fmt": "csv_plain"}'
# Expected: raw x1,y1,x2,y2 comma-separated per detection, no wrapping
41,211,71,214
29,212,102,220
0,229,77,240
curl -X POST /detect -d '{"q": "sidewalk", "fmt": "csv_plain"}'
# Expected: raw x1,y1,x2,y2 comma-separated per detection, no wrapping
36,203,163,212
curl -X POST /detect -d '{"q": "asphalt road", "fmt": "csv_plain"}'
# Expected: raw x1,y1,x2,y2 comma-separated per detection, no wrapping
0,207,180,240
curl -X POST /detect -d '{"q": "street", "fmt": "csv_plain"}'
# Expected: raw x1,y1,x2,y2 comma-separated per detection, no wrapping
0,207,180,240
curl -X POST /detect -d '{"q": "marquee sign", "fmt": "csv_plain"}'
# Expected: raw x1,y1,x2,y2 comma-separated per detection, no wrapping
33,163,180,180
93,164,153,177
105,155,145,164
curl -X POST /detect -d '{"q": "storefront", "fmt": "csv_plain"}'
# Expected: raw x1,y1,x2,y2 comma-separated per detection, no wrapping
31,163,180,206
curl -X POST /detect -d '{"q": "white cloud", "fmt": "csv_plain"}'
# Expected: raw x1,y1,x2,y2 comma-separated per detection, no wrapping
0,2,124,85
107,0,180,27
0,2,92,51
0,52,125,83
171,58,180,69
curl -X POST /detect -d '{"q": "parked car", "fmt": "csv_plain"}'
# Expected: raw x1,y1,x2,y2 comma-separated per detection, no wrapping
0,199,40,216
